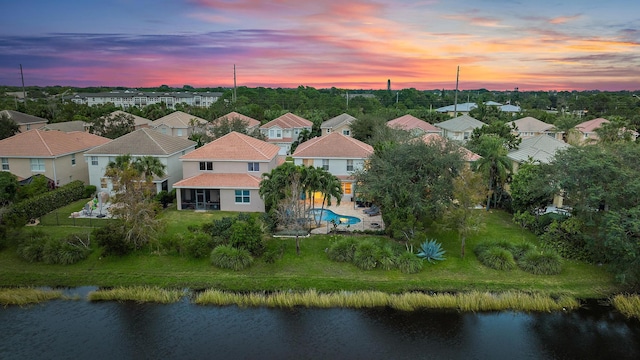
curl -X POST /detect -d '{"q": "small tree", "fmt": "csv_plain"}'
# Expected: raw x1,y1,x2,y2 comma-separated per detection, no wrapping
0,114,20,140
0,172,19,206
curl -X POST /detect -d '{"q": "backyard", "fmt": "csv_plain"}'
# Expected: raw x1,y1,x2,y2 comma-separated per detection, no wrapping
0,200,619,298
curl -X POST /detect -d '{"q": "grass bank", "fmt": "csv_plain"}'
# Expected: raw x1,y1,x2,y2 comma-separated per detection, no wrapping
0,287,64,306
0,209,619,299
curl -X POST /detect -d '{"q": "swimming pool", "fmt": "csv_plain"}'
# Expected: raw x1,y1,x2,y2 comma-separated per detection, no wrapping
309,208,362,225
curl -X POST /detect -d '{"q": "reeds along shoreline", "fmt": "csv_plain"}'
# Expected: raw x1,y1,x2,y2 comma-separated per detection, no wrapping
611,294,640,319
1,287,582,312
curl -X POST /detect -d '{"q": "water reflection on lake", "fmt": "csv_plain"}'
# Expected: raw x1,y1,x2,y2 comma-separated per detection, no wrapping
1,289,638,360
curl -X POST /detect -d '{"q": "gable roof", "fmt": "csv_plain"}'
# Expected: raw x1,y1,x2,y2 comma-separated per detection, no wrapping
260,112,312,129
575,117,609,133
321,113,356,129
42,120,86,132
85,128,196,156
181,131,280,161
508,135,570,164
174,173,261,189
292,132,373,158
0,129,110,157
106,111,152,128
421,133,481,162
435,114,485,132
213,112,260,129
506,117,555,133
500,104,521,112
152,111,207,129
387,114,441,133
435,102,478,113
0,110,48,125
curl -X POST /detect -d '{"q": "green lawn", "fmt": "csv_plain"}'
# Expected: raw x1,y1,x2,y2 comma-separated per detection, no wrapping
0,208,619,299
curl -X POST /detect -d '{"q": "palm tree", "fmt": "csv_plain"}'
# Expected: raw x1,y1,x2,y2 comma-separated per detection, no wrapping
473,134,512,210
317,168,343,218
134,156,166,182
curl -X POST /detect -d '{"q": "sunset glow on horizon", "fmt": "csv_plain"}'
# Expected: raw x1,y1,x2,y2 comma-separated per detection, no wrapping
1,0,639,91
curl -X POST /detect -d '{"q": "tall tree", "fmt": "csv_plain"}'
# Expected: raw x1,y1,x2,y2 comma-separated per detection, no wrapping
509,160,555,214
473,134,512,210
89,112,135,139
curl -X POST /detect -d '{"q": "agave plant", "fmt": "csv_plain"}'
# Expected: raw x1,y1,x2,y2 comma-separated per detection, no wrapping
416,239,446,263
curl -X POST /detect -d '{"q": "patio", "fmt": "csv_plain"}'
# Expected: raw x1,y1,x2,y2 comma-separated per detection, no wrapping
309,201,384,234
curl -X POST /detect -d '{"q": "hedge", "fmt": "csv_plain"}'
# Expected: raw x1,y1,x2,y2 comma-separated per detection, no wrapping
2,180,86,227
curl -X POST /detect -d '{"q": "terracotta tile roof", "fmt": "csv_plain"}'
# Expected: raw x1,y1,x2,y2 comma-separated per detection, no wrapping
0,129,110,157
181,131,280,161
436,114,485,132
421,133,481,162
173,173,261,188
575,117,609,133
213,112,260,129
321,113,356,129
292,133,374,158
152,111,207,129
506,117,555,133
260,112,312,129
0,110,48,125
387,114,441,133
85,128,196,156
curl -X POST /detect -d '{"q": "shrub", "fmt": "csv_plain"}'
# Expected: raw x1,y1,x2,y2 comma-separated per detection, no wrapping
511,242,537,260
326,238,357,262
94,221,133,256
416,239,446,263
477,247,517,271
229,219,265,256
353,241,379,270
539,218,591,262
183,232,216,258
210,245,253,271
83,185,97,198
262,241,285,264
396,251,423,274
517,250,563,275
16,230,50,263
378,245,397,270
41,233,91,265
202,216,236,239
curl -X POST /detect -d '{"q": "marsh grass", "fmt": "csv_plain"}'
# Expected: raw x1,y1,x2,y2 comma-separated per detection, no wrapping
0,288,63,306
87,286,184,303
194,289,579,312
612,294,640,319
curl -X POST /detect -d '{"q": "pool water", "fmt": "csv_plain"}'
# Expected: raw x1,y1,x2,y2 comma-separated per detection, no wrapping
309,208,362,225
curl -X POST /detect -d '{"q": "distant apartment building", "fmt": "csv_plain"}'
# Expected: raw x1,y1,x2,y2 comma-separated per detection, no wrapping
68,90,223,109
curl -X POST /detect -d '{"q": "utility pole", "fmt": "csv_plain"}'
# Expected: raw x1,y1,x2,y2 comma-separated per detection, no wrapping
453,66,459,116
346,91,349,110
233,64,237,103
20,64,27,109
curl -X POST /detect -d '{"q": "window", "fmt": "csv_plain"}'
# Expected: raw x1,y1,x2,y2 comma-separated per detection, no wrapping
268,128,282,138
342,129,351,136
1,158,8,171
199,162,213,171
247,162,260,172
177,129,183,137
235,189,250,203
26,124,31,130
91,156,98,166
322,159,329,171
346,159,354,172
463,131,471,140
326,129,331,134
71,154,76,166
30,158,45,172
342,182,352,195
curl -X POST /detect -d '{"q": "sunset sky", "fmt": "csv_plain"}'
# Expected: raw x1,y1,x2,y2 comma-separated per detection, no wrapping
1,0,639,91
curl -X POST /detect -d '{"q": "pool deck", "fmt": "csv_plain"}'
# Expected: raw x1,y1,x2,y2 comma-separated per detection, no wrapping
309,201,384,234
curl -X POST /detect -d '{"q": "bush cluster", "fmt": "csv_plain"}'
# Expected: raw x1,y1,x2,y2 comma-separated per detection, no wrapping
210,245,253,271
326,238,423,274
474,241,562,275
17,230,91,265
2,180,85,227
94,221,133,256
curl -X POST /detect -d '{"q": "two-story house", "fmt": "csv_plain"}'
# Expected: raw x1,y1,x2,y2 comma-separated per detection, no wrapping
0,129,110,186
0,110,48,132
292,133,373,202
260,113,313,155
506,117,561,140
320,113,356,137
84,128,196,194
151,111,208,139
173,131,281,212
435,114,485,142
387,114,442,136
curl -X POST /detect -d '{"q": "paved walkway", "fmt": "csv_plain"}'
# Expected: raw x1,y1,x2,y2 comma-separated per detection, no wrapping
309,201,384,234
